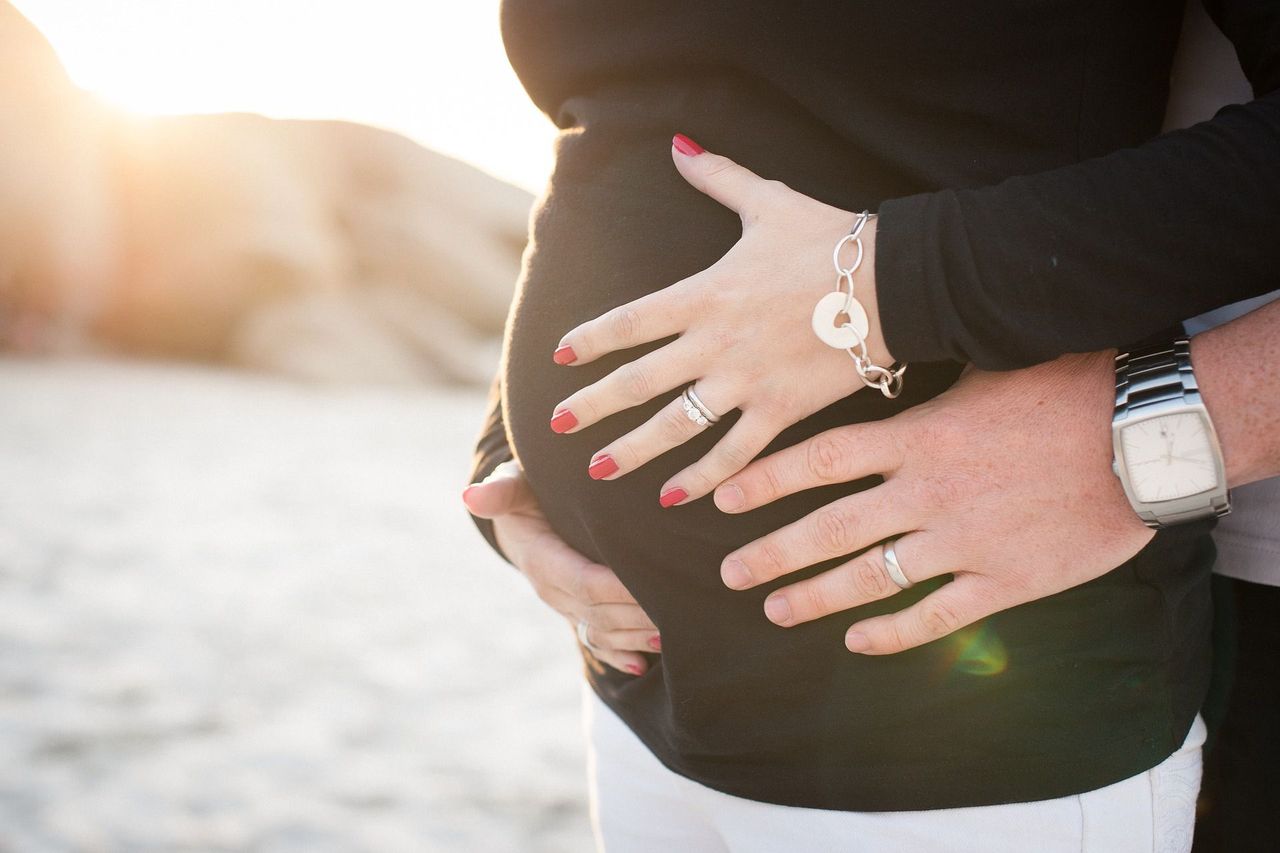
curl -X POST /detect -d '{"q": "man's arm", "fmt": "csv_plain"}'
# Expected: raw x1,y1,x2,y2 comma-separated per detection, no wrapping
711,297,1279,654
1194,296,1280,487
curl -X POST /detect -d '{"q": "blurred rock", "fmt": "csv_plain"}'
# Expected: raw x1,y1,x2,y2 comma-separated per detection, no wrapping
0,1,529,386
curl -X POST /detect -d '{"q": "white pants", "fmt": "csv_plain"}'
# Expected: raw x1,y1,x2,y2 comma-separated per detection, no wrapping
583,685,1206,853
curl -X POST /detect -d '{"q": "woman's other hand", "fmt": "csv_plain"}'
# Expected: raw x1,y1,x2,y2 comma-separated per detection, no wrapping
713,353,1156,655
463,460,661,675
547,136,892,508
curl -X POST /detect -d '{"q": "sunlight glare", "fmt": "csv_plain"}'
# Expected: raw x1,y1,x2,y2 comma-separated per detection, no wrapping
11,0,556,193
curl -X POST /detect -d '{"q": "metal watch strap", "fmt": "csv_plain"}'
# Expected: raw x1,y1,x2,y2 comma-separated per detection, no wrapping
1113,339,1232,528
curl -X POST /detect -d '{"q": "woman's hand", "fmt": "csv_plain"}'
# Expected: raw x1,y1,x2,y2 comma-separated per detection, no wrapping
463,460,661,676
711,352,1156,654
548,135,893,507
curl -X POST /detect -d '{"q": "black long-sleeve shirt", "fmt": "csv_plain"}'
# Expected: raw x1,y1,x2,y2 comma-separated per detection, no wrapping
469,0,1279,810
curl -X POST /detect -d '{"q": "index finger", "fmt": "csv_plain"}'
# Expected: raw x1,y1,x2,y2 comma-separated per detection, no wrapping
554,270,708,366
713,421,900,513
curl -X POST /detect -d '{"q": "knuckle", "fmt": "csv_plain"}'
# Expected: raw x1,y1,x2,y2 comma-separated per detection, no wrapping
593,629,621,652
806,432,847,482
812,507,854,555
757,178,790,204
659,404,695,444
702,157,738,181
755,387,793,420
801,583,833,619
758,460,788,499
921,472,977,510
920,600,963,638
852,556,890,599
564,393,599,424
917,410,965,452
686,465,720,495
578,564,608,602
716,439,753,472
709,325,737,353
585,603,617,631
755,540,789,580
620,364,654,402
889,620,915,652
609,306,642,343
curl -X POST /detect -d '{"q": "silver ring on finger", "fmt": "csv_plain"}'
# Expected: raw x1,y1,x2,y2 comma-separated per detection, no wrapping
680,383,721,427
882,538,914,590
577,619,605,655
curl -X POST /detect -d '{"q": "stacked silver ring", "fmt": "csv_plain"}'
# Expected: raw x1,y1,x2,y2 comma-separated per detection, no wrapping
680,384,721,427
882,538,914,590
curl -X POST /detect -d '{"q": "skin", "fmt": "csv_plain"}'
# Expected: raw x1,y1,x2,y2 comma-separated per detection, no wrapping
548,139,891,504
465,138,1280,664
715,301,1279,653
463,460,660,676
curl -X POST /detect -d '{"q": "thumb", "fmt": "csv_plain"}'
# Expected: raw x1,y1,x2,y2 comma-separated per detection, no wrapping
671,134,767,220
462,460,537,518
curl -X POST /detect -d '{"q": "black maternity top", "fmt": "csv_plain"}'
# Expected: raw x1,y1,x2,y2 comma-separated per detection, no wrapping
470,0,1280,811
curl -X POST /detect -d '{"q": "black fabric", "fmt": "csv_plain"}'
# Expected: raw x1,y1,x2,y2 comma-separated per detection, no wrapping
463,0,1277,810
1194,578,1280,853
876,0,1280,369
467,371,514,565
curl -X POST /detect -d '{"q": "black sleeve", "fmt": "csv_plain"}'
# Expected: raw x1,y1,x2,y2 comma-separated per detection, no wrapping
466,368,516,566
875,0,1280,370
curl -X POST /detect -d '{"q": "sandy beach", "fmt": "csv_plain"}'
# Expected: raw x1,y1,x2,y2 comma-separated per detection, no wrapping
0,358,593,851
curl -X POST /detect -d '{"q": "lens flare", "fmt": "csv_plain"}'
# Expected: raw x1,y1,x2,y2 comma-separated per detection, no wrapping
947,623,1008,677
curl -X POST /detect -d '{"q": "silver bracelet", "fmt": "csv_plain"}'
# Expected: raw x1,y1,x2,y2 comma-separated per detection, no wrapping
810,211,907,399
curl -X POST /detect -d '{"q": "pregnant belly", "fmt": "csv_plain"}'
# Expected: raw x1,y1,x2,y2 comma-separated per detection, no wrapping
501,126,961,623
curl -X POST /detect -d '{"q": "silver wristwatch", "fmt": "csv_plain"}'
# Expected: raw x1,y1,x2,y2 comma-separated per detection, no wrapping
1111,338,1231,529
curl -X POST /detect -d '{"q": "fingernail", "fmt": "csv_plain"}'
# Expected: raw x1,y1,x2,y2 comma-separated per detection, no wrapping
845,632,871,653
715,483,745,512
626,663,644,676
672,133,704,156
648,635,662,651
588,454,619,479
721,558,752,590
764,595,792,626
659,487,688,508
461,484,478,504
553,344,577,365
550,409,578,433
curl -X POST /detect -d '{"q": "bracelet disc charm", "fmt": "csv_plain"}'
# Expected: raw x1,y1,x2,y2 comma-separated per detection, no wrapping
811,290,869,349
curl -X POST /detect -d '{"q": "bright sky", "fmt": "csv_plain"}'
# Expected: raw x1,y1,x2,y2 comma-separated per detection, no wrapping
12,0,557,194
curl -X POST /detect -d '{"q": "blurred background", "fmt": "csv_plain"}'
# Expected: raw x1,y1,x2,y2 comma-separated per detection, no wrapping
0,1,592,850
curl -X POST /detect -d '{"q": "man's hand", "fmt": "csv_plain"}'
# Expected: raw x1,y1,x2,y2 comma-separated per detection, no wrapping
712,352,1156,655
463,460,660,675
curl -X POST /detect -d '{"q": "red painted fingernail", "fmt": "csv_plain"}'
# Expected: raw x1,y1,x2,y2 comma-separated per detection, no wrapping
626,663,644,676
659,487,688,508
550,409,578,433
648,635,662,651
588,454,619,479
553,344,577,365
672,133,704,156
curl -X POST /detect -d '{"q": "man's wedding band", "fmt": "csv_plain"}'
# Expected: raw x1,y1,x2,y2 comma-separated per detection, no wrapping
681,384,721,427
883,538,914,590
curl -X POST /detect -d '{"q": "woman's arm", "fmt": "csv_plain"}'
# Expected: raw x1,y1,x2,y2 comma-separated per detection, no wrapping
874,0,1280,369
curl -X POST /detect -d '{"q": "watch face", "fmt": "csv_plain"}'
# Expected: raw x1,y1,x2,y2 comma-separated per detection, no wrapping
1120,412,1220,503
